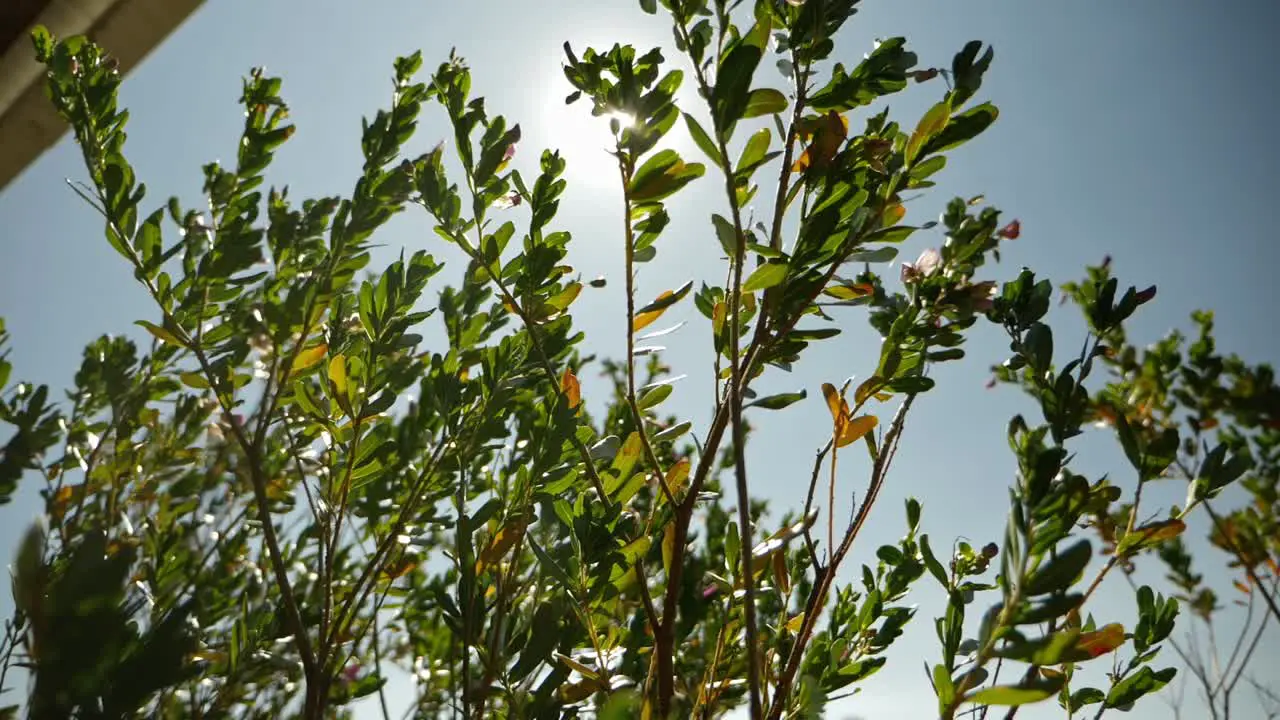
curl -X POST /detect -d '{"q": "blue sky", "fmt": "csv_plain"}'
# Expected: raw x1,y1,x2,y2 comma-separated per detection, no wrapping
2,1,1278,717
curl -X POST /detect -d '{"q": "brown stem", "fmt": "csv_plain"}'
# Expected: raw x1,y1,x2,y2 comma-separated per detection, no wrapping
767,394,916,719
1203,502,1280,625
617,155,677,512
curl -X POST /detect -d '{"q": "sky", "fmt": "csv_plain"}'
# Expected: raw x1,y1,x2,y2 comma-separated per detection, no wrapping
2,0,1279,717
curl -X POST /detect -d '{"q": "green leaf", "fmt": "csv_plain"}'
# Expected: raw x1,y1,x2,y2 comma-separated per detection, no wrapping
736,128,772,178
651,421,692,443
951,41,994,107
1067,688,1106,712
1023,322,1053,373
528,538,577,594
910,154,947,180
743,262,788,292
966,676,1064,707
920,535,949,586
1024,539,1091,596
684,113,722,168
933,664,955,707
1105,667,1176,709
711,33,766,131
629,150,705,202
1114,412,1144,476
638,383,673,410
712,214,738,256
846,246,898,264
862,225,917,244
923,102,998,156
741,88,788,118
747,390,806,410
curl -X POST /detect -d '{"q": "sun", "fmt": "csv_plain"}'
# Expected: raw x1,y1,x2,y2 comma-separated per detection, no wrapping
538,100,635,193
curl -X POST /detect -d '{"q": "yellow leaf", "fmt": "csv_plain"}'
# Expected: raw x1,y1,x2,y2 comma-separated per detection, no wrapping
289,343,328,376
711,301,726,336
906,98,952,163
663,458,690,500
136,320,186,349
548,282,583,312
616,432,644,469
560,368,581,409
821,382,847,427
1076,623,1125,658
555,652,601,680
773,550,791,595
663,524,676,574
784,613,806,633
179,372,210,390
824,282,875,300
328,354,348,397
837,415,878,448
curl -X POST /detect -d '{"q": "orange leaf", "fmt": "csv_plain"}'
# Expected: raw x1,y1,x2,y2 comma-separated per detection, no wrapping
289,343,328,376
51,484,86,521
633,292,675,332
882,203,906,227
381,555,418,580
1133,518,1186,546
791,111,849,173
1076,623,1125,658
477,519,526,573
560,368,581,409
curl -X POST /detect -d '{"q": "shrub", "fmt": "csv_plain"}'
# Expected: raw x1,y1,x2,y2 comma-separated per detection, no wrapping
0,2,1274,718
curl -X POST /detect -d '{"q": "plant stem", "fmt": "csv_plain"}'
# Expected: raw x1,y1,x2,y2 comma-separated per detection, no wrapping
768,395,916,719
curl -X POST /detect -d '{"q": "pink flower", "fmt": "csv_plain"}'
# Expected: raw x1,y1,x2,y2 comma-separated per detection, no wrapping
900,248,941,283
969,280,998,312
502,143,516,163
997,219,1021,240
492,192,521,209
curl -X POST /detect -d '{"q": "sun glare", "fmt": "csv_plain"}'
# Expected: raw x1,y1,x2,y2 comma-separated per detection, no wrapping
539,102,635,191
